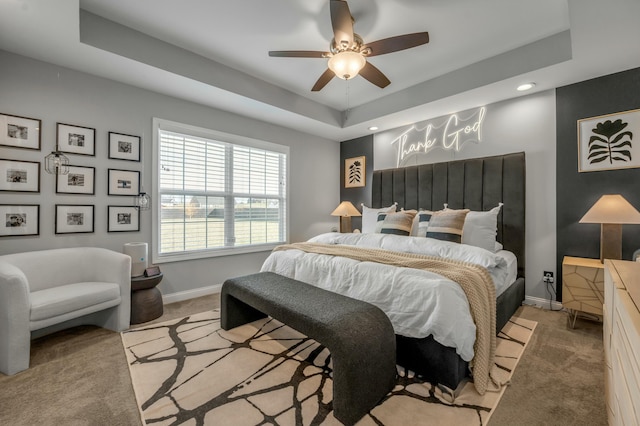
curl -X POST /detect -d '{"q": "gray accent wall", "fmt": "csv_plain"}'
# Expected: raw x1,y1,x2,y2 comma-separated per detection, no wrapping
0,50,339,298
556,67,640,300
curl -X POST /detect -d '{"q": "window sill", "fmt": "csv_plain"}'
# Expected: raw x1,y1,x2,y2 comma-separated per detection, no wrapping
152,242,284,264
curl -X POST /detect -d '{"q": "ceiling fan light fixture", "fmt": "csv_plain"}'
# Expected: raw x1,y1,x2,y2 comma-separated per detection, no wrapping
328,51,366,80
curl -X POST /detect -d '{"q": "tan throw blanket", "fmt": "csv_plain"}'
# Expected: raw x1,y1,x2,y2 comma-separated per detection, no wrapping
273,242,505,395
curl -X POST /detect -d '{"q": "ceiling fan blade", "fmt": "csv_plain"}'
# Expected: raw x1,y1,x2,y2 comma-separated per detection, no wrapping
269,50,329,58
359,62,391,88
330,0,354,48
311,68,335,92
362,32,429,57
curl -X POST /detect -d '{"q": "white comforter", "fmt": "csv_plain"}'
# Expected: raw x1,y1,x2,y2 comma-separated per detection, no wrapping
260,232,515,362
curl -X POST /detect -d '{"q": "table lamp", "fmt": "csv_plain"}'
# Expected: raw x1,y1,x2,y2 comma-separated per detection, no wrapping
331,201,361,233
579,194,640,262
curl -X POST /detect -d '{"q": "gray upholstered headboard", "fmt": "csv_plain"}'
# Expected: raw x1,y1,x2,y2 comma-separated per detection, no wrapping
371,152,526,278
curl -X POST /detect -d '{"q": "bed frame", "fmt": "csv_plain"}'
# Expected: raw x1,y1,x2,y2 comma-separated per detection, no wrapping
371,152,526,390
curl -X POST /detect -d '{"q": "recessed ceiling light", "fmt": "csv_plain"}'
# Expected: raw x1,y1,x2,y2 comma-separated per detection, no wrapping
517,82,536,91
368,126,379,131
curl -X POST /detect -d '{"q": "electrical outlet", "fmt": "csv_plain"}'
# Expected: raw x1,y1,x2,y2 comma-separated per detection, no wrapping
543,271,554,284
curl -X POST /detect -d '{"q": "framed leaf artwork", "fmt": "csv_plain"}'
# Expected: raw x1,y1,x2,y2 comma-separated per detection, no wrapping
345,156,365,188
578,108,640,172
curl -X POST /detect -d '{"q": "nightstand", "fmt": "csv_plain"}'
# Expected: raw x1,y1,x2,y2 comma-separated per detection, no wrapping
562,256,604,328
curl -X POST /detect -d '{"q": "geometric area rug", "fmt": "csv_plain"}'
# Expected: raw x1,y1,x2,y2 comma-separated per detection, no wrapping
121,310,536,426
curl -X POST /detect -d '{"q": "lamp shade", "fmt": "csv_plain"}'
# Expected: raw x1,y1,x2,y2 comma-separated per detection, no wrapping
328,51,366,80
331,201,362,217
579,194,640,224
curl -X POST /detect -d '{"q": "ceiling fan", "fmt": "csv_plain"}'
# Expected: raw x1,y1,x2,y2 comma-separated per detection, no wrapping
268,0,429,92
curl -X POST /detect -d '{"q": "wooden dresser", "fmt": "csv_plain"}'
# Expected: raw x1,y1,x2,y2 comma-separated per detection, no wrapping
603,260,640,425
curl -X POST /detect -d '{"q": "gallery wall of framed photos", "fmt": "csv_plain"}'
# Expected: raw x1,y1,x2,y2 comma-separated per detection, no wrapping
0,110,145,239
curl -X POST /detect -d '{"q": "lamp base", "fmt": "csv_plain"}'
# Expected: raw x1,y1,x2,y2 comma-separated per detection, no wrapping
339,216,352,233
600,223,622,263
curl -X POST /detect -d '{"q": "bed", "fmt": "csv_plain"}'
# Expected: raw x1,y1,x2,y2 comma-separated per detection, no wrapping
261,152,526,392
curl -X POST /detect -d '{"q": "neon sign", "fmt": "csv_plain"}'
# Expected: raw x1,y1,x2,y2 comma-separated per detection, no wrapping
392,107,486,166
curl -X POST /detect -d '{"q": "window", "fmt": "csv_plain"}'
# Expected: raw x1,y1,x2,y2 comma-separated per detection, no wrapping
152,119,288,262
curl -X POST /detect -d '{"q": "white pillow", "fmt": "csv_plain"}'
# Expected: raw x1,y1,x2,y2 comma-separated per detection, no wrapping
459,203,503,251
361,203,397,233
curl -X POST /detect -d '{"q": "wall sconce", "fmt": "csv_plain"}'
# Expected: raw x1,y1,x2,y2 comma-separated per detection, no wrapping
44,150,70,175
331,201,361,233
579,194,640,262
135,192,151,211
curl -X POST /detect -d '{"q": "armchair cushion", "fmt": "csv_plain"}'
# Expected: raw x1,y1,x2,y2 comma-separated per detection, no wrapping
30,282,121,322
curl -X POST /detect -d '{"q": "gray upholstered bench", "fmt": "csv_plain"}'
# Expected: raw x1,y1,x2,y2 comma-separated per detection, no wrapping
221,272,396,426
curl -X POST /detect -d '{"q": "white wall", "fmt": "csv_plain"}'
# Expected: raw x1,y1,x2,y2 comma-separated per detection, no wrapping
0,50,340,298
374,91,557,300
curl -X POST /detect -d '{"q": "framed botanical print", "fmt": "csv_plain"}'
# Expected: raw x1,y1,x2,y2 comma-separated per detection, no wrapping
0,159,40,193
57,123,95,156
108,169,140,195
108,205,140,232
0,113,41,150
0,204,39,237
56,165,95,195
108,132,141,162
344,156,366,188
55,204,94,234
578,108,640,172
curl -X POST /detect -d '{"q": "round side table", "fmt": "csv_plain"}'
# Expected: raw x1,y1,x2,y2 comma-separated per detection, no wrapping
130,273,164,324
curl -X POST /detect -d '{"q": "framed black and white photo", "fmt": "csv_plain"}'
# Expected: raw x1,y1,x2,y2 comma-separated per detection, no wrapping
0,159,40,193
56,165,95,195
55,204,94,234
0,113,41,150
108,169,140,195
0,204,39,237
57,123,95,156
108,206,139,232
578,108,640,172
109,132,141,162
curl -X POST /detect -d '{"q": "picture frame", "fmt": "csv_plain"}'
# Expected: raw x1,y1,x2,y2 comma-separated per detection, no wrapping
0,113,41,150
0,204,39,237
56,165,95,195
108,205,140,232
108,132,141,162
108,169,140,196
55,204,94,234
344,156,366,188
0,159,40,193
57,123,95,156
577,108,640,172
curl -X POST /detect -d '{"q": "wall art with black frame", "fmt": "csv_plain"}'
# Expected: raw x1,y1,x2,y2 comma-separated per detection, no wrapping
56,165,95,195
0,113,41,150
55,204,94,234
108,205,140,232
0,204,39,237
0,159,40,193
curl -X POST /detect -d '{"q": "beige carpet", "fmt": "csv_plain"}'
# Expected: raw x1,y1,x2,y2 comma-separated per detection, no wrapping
121,310,536,425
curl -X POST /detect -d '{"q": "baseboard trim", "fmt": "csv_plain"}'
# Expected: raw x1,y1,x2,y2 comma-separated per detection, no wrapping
524,295,564,311
162,284,222,305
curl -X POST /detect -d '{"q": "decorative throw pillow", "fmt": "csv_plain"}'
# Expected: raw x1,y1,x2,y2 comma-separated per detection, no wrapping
425,209,470,243
361,203,397,233
376,210,417,236
461,203,503,251
414,210,435,237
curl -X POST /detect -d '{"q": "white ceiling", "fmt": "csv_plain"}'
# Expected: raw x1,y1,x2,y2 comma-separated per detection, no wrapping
1,0,639,141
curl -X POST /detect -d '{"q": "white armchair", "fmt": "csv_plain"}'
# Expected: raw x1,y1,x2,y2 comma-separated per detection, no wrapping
0,247,131,375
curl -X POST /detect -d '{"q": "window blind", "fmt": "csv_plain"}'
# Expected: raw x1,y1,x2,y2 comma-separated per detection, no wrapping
158,129,287,257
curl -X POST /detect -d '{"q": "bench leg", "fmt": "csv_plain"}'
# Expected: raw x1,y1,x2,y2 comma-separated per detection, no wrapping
220,292,267,330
